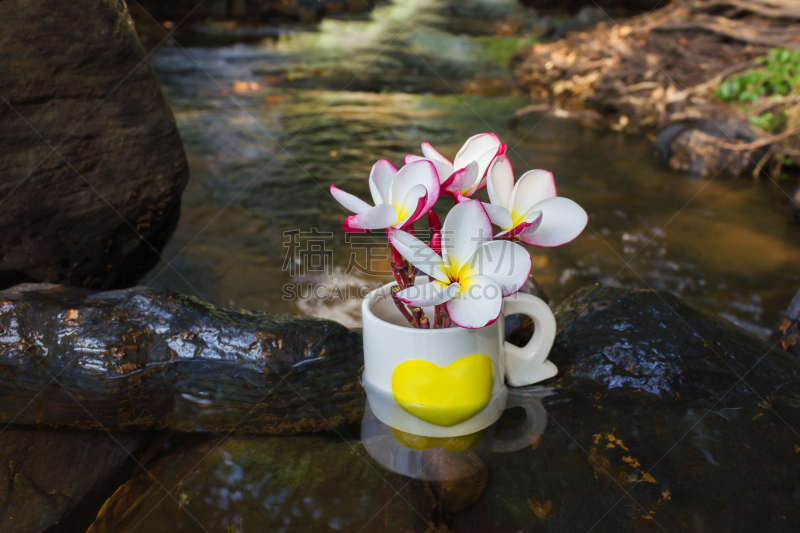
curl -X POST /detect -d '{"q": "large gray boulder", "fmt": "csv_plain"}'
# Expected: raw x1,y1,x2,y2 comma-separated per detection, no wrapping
0,0,189,290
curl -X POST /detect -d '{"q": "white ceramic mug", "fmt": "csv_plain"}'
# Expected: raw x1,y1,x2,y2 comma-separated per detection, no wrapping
361,282,557,437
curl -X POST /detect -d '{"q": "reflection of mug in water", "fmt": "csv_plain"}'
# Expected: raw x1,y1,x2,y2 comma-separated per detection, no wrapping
361,386,553,482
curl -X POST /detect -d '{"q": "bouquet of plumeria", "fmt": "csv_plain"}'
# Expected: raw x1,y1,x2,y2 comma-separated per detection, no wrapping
331,133,588,330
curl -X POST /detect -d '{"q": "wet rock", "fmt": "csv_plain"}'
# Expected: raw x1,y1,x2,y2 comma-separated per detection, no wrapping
86,433,434,532
321,0,347,14
0,284,364,434
131,0,374,36
553,6,608,40
655,120,767,178
294,0,322,21
549,285,798,402
449,286,800,531
0,426,142,533
769,288,800,358
0,0,189,290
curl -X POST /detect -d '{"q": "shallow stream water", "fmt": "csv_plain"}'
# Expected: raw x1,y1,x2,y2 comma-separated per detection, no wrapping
142,0,800,335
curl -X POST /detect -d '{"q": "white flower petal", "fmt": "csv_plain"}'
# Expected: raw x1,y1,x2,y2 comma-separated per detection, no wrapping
387,228,448,282
519,197,588,247
430,159,456,185
330,185,371,214
521,206,544,224
441,200,492,273
445,275,503,329
487,154,514,208
342,203,398,232
421,142,454,167
390,159,439,214
443,161,477,195
453,133,502,171
463,240,531,297
509,170,557,219
407,155,456,185
396,280,459,307
369,159,397,205
468,147,503,189
482,203,513,230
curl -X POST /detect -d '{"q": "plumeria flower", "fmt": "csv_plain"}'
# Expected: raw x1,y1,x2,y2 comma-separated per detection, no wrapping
483,155,588,246
405,133,506,201
330,159,439,233
388,200,531,329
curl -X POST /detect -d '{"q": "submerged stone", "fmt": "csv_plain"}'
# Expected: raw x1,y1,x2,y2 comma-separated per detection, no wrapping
87,433,434,533
427,451,489,513
85,286,800,531
0,426,142,533
0,284,364,435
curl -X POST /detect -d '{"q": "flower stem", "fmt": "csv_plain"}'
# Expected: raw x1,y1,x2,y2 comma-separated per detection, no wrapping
390,261,404,288
391,286,414,326
420,317,430,329
411,307,424,328
388,242,409,289
434,304,443,329
404,259,415,286
440,306,451,328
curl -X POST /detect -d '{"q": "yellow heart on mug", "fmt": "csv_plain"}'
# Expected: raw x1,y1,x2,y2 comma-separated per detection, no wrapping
391,354,494,427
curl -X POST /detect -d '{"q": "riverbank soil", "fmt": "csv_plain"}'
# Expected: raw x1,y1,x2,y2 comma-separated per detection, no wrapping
512,0,800,195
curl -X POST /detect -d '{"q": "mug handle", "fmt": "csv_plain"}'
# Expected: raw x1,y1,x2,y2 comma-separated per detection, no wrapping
502,292,558,387
490,387,553,453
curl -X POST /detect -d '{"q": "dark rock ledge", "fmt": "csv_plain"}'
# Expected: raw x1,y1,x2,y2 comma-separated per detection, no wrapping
0,283,364,435
62,284,800,532
2,284,800,531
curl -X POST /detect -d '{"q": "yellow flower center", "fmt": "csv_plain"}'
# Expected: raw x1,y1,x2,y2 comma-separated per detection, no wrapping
393,201,414,225
443,256,478,293
509,208,527,229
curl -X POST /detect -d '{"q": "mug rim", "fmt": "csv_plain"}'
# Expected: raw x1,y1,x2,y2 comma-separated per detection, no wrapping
363,281,497,335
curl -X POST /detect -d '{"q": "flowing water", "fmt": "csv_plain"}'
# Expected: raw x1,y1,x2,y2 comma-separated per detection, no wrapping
142,0,800,336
